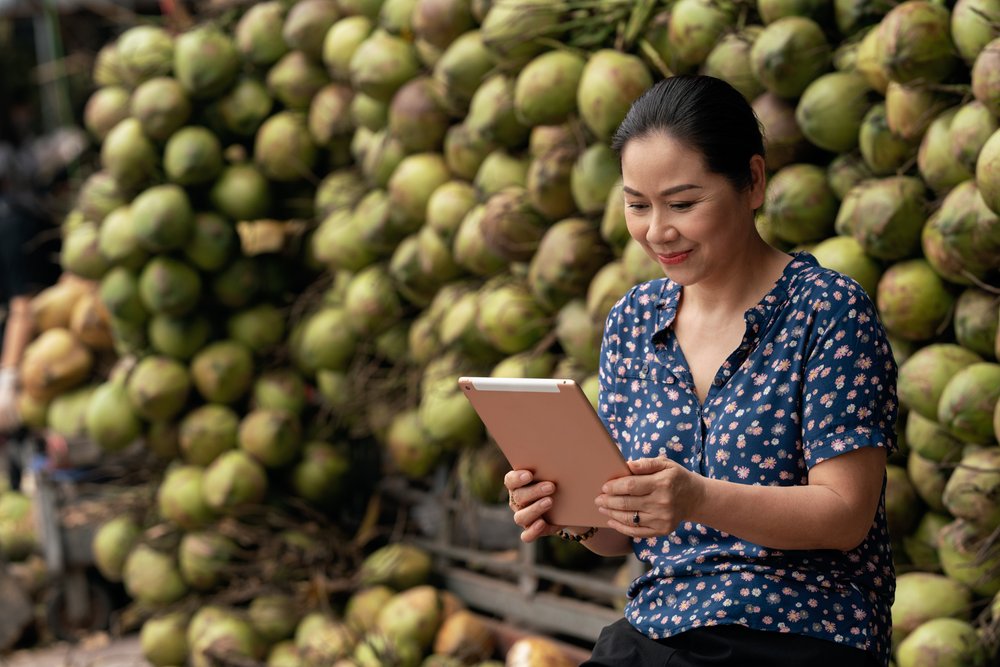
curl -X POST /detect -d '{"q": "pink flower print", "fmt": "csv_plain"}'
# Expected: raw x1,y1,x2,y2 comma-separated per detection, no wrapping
853,373,866,387
787,610,802,622
736,466,750,479
774,359,792,371
857,355,873,370
715,450,730,464
751,453,762,463
762,457,777,469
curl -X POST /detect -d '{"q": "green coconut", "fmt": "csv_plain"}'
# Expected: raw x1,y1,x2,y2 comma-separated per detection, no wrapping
922,181,1000,286
903,511,951,569
572,143,621,217
952,0,1000,64
179,404,239,466
474,149,529,197
667,0,738,71
291,307,358,376
433,30,495,114
100,118,158,192
85,379,142,452
896,617,989,667
126,356,191,422
875,259,956,342
323,16,374,82
419,376,486,448
295,614,355,665
132,184,195,253
479,0,561,66
267,50,329,112
343,263,404,336
283,0,341,60
750,17,831,99
937,363,1000,442
252,369,307,417
78,171,127,225
99,268,146,326
479,187,548,263
809,236,882,297
491,351,558,380
950,101,999,173
226,303,285,355
513,51,585,127
528,218,613,313
700,31,760,101
452,205,506,278
907,411,966,463
426,180,478,242
164,126,223,186
116,25,174,87
388,77,449,153
587,260,632,322
444,123,496,182
190,340,254,405
351,92,389,132
130,76,191,143
346,586,395,634
884,81,953,143
92,516,140,583
859,103,918,176
98,206,145,271
879,1,959,85
899,344,983,420
174,26,240,99
456,441,510,504
795,71,873,153
526,145,577,223
942,447,1000,537
955,288,999,358
202,450,268,513
84,86,130,141
467,73,530,147
61,222,110,280
123,544,187,606
149,313,210,361
886,464,922,537
158,465,216,530
765,164,838,244
975,39,1000,118
385,409,442,479
93,43,124,87
892,573,974,643
413,0,475,51
391,227,464,307
179,531,235,591
141,612,189,667
388,153,451,233
47,384,98,440
349,29,421,102
181,214,234,273
577,50,653,141
292,441,350,507
191,610,266,667
254,111,318,183
238,409,301,469
842,176,927,261
138,255,201,317
248,595,300,645
939,518,1000,596
477,278,550,355
920,107,975,194
374,585,445,651
266,641,301,667
211,164,272,221
752,93,810,171
234,1,288,66
977,126,1000,215
315,170,367,219
360,130,406,188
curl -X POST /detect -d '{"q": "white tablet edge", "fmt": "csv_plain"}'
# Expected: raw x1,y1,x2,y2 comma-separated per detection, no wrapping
463,376,563,393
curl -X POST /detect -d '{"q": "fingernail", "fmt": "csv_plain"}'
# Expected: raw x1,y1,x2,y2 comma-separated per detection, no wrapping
519,471,531,482
540,497,552,508
597,507,607,514
539,482,555,494
601,485,609,493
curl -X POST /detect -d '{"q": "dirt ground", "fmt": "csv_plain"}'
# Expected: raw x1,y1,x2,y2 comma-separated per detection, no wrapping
0,636,150,667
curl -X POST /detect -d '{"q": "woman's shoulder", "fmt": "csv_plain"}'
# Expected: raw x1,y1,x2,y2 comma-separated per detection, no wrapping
605,277,673,323
786,252,878,319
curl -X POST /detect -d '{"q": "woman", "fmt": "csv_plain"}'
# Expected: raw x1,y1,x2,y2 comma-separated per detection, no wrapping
504,75,896,667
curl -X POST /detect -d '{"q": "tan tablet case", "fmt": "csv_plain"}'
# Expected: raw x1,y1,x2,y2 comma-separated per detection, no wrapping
458,377,631,528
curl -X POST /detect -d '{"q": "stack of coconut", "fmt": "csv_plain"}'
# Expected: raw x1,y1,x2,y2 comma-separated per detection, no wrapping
4,0,996,663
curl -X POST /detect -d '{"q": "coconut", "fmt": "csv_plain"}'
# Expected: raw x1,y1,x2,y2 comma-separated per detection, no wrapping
456,441,509,504
126,355,191,421
93,43,124,87
98,206,145,271
859,103,918,176
123,544,187,606
892,573,974,643
158,465,216,530
267,642,301,667
141,612,189,667
346,586,395,634
667,0,737,71
702,28,765,101
480,0,561,66
61,222,110,280
527,145,578,223
432,610,495,663
528,219,613,313
419,374,487,447
146,421,179,460
189,340,254,405
349,29,421,102
225,304,284,355
427,181,478,242
19,328,93,401
854,23,890,94
952,0,1000,63
46,384,96,439
765,164,838,244
897,617,988,667
234,1,288,66
132,184,195,253
16,393,47,431
292,441,350,507
174,26,239,99
92,516,139,583
920,108,975,194
316,170,367,219
750,17,831,99
266,51,329,112
950,101,999,173
597,180,629,253
795,71,873,153
530,124,575,158
388,153,451,233
377,0,417,36
384,409,441,479
942,447,1000,538
433,30,495,113
973,38,1000,115
388,77,449,152
374,585,444,651
246,595,300,645
77,171,127,224
351,93,389,133
577,50,653,141
977,126,1000,217
237,409,301,469
291,307,358,375
439,291,500,362
191,611,266,667
179,531,235,591
479,187,548,263
255,111,318,184
937,363,1000,442
283,0,341,61
622,239,662,285
202,450,268,513
70,291,113,351
412,0,474,50
475,149,530,197
130,76,191,143
138,256,201,317
451,206,507,279
572,144,621,217
164,126,223,186
359,130,406,189
343,263,404,336
295,614,355,664
587,261,632,322
955,289,999,358
311,210,378,272
187,606,235,649
323,16,374,83
810,236,882,297
211,164,273,221
444,123,497,181
31,279,93,332
148,314,209,361
179,404,239,466
875,259,956,342
491,351,557,380
907,412,966,463
939,519,1000,596
903,511,950,569
100,118,157,192
85,380,141,452
922,181,1000,285
391,227,463,306
899,344,983,420
83,86,130,141
0,492,36,561
99,267,146,325
251,369,307,417
514,51,585,127
180,217,233,275
844,177,927,261
476,279,550,355
879,1,958,85
467,73,530,148
751,93,810,171
884,82,952,143
116,25,174,87
886,464,922,537
505,637,575,667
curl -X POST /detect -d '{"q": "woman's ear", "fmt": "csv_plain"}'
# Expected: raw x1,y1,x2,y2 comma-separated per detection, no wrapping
748,154,767,210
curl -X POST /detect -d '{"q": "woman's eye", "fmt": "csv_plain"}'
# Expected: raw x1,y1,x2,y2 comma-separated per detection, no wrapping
626,202,648,211
669,201,695,211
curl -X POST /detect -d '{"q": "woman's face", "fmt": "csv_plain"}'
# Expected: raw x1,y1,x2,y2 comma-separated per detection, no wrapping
620,131,765,286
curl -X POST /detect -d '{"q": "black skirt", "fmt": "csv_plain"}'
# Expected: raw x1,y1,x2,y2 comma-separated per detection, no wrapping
582,617,881,667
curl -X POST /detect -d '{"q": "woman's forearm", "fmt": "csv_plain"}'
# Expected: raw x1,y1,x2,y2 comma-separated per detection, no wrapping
579,527,634,557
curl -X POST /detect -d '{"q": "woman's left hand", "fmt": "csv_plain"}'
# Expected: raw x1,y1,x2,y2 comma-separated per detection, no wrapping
595,456,705,538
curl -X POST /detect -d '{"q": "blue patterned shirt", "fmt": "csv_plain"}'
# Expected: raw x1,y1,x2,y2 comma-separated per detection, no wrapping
597,252,897,666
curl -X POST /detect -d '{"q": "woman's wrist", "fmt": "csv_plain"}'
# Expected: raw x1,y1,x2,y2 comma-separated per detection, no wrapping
557,526,599,542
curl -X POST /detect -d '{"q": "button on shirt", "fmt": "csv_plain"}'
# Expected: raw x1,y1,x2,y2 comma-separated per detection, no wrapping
596,252,898,666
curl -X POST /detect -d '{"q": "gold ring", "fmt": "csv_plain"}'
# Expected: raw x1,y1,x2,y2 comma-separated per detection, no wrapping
632,511,640,525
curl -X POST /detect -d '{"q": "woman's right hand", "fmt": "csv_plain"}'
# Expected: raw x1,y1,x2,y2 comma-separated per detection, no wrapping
504,469,564,542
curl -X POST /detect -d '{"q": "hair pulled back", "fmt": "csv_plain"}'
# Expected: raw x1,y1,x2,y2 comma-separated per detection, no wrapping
611,75,765,192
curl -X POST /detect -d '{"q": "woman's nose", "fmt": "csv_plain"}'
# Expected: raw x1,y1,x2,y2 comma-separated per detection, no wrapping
646,210,678,246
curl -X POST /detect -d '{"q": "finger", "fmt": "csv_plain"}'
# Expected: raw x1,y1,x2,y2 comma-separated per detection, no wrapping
605,516,660,539
520,517,558,543
602,473,655,497
595,493,637,512
511,480,555,509
513,495,553,528
627,456,670,475
504,469,533,491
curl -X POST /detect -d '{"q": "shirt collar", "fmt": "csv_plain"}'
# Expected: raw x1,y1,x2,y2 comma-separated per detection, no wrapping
653,251,815,337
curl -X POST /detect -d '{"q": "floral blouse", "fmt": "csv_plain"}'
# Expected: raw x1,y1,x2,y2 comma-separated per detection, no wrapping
597,252,898,666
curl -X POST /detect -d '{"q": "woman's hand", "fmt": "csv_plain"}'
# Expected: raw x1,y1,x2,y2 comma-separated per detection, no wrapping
595,456,705,538
503,469,567,543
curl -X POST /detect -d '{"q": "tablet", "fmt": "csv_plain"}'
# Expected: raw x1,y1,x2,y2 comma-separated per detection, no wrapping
457,377,632,528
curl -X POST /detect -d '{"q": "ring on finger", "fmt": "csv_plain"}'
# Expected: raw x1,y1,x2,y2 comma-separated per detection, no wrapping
632,511,640,525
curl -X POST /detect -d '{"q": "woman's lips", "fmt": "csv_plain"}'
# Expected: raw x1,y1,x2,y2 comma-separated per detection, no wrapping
656,250,692,265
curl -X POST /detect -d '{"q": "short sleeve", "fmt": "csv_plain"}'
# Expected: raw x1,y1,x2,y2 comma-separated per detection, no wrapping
800,279,898,469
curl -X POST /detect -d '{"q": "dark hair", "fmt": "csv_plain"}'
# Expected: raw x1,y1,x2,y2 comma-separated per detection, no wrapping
610,75,765,192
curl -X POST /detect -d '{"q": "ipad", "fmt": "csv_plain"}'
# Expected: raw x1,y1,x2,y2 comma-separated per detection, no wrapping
458,377,632,528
